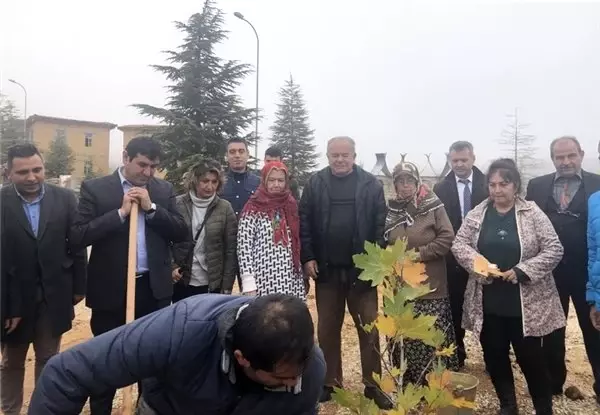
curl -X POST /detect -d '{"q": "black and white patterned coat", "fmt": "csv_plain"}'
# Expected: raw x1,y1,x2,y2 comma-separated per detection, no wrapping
237,211,305,300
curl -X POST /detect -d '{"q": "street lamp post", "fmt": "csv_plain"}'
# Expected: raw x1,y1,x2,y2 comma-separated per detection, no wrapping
8,79,28,141
234,12,260,162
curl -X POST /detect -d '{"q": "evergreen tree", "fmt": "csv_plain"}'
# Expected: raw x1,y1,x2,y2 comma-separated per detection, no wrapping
44,131,75,178
0,95,27,166
269,75,318,184
498,108,540,184
132,0,255,186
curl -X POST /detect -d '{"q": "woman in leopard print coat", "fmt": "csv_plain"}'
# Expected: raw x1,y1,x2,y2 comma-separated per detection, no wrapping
451,159,565,415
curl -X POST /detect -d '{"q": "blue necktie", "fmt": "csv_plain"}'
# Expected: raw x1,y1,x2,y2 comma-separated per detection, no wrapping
459,179,471,218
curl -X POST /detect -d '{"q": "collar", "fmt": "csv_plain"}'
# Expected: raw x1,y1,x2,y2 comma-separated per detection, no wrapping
118,167,130,186
455,171,473,184
554,171,582,181
15,183,45,204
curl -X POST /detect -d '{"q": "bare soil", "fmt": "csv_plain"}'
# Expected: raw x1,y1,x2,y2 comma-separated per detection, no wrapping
20,294,600,414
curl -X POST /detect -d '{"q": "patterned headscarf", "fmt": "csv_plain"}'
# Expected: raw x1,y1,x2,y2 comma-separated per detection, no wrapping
241,162,301,274
384,160,444,241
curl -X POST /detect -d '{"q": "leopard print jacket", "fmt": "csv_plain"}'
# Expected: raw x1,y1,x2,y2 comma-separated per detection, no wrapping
451,197,566,338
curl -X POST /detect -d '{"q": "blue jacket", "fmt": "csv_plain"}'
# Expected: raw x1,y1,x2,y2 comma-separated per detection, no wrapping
588,191,600,308
221,170,260,217
29,295,325,415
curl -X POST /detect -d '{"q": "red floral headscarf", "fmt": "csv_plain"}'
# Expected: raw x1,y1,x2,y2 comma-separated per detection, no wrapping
241,161,301,273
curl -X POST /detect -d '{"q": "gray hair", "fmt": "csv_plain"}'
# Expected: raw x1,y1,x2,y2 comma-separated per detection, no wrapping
550,136,582,157
448,141,474,154
184,159,225,193
327,136,356,153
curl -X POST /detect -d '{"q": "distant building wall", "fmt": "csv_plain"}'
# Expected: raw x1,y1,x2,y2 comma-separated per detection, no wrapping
28,115,115,180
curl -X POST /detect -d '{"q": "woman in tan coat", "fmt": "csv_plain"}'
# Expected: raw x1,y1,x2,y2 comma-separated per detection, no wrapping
384,160,458,385
451,158,564,415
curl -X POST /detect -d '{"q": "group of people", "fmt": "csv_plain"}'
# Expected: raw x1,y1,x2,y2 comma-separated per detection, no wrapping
2,133,600,415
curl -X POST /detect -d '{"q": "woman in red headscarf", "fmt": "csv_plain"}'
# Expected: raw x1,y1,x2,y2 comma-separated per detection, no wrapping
237,161,306,300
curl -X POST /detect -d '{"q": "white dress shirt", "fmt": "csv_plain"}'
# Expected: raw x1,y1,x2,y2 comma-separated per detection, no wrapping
455,170,473,218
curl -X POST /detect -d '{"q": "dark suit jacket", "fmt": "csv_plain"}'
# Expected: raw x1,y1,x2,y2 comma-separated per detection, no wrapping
525,170,600,214
433,167,488,277
433,167,488,234
71,171,188,311
1,184,87,343
526,170,600,278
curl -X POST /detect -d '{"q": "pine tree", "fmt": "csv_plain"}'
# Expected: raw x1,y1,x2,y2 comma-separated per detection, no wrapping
132,0,255,186
269,75,318,184
44,131,75,178
0,94,27,166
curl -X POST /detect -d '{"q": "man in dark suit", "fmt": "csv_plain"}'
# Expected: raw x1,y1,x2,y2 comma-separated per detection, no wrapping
0,144,87,415
433,141,488,368
71,136,188,415
526,136,600,402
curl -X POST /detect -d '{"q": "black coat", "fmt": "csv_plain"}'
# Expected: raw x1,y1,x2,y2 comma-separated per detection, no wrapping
1,184,87,343
433,167,488,234
299,166,386,282
526,170,600,279
71,171,188,311
433,167,488,274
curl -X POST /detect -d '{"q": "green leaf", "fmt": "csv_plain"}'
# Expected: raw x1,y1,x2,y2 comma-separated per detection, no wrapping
396,383,425,411
332,387,380,415
354,241,397,287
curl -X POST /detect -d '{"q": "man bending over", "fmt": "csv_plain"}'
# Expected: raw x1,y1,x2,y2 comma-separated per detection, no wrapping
29,294,325,415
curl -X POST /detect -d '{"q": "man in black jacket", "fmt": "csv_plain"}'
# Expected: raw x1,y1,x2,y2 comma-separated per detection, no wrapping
299,136,390,409
433,141,488,368
71,137,188,414
526,136,600,402
0,144,87,415
221,138,260,217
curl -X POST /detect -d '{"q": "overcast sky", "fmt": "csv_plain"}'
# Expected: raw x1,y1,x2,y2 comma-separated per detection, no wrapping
1,0,599,173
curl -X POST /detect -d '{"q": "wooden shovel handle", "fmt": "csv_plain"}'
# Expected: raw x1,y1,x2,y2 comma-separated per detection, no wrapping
122,202,139,415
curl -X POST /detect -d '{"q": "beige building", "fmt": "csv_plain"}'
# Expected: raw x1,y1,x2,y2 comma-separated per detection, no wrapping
27,115,116,179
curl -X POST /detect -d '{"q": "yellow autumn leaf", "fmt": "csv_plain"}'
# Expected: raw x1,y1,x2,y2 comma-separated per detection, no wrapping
377,375,396,394
375,315,397,337
401,260,427,288
435,345,457,357
426,369,452,389
452,397,476,409
393,260,403,277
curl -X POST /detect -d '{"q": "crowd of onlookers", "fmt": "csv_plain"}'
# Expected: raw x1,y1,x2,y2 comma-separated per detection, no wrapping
2,134,600,415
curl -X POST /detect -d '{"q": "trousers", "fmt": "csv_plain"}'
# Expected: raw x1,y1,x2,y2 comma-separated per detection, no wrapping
315,267,381,389
0,301,61,415
481,314,552,414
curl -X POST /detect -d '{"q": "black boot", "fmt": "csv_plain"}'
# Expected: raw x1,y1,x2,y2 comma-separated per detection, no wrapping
496,383,518,415
364,387,393,410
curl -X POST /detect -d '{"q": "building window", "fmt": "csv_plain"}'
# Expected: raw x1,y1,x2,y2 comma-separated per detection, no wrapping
84,133,93,147
84,160,93,176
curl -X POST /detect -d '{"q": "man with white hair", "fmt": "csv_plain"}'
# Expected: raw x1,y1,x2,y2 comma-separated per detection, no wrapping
299,136,391,409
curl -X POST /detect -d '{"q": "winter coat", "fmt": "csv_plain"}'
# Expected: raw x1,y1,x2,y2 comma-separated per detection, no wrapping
299,166,386,282
171,193,237,293
451,197,566,338
28,294,326,415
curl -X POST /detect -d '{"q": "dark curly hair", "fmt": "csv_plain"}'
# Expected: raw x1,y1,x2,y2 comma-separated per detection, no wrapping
487,158,522,193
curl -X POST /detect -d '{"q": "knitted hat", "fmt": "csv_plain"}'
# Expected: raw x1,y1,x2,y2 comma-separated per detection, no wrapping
392,161,421,185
